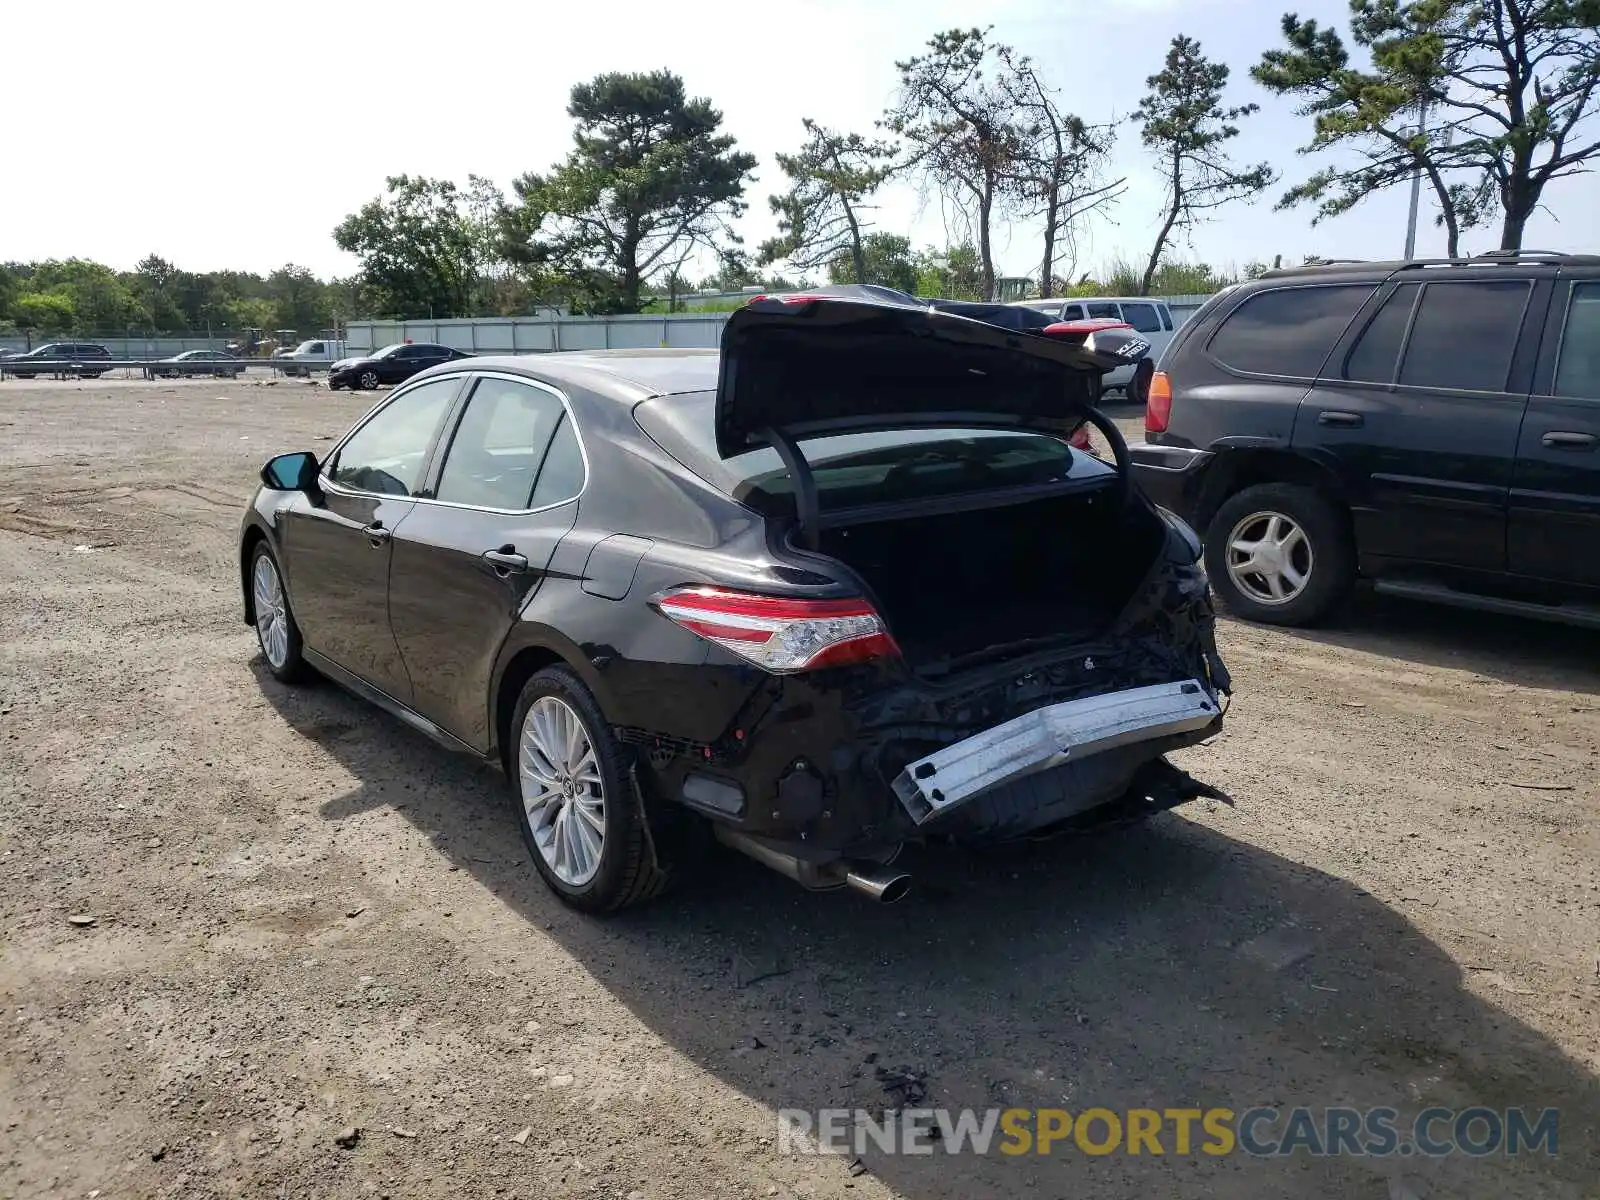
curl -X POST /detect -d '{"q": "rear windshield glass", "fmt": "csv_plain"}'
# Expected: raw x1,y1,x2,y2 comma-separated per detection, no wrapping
636,391,1108,512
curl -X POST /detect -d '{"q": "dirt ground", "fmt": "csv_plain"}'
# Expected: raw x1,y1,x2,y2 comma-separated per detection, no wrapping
1,374,1596,1200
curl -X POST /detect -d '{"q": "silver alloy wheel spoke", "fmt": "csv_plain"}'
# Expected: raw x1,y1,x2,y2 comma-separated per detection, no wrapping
518,695,606,886
252,556,290,668
1224,510,1315,606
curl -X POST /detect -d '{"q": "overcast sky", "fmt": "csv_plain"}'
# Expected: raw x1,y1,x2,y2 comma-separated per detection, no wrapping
6,0,1597,282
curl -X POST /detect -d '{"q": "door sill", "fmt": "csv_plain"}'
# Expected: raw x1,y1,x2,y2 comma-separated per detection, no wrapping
1372,579,1600,630
303,648,485,757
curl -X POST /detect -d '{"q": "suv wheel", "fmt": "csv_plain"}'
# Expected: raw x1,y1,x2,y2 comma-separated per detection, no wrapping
1204,483,1354,626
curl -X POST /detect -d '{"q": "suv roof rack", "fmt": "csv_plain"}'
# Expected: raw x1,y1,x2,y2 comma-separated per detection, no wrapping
1263,250,1600,278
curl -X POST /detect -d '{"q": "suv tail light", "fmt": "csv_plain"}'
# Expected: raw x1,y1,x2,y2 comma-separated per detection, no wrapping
1146,370,1173,434
653,587,899,673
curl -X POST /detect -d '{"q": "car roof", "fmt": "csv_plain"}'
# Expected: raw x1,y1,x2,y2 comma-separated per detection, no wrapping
1010,296,1170,307
1254,251,1600,283
431,348,720,399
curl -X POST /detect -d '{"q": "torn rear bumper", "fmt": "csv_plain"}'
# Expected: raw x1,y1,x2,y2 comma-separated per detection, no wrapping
890,678,1221,825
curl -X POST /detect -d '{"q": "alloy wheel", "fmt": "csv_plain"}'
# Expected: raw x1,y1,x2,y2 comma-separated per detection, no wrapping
1224,510,1314,605
519,696,606,886
252,554,291,668
359,370,379,389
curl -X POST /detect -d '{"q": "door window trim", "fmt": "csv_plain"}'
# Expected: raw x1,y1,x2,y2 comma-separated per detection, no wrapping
1549,278,1600,401
318,372,472,500
410,370,590,515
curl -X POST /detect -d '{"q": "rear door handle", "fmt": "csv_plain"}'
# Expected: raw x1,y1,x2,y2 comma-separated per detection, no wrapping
1542,430,1597,449
362,521,391,546
1318,410,1363,427
483,547,529,574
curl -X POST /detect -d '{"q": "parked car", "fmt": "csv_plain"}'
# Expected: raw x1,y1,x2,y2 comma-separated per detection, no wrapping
327,342,471,390
1131,251,1600,629
239,292,1230,912
1011,296,1178,400
153,350,243,379
4,342,113,378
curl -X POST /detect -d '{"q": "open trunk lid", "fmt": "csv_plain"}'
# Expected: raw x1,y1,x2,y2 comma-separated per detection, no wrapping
713,293,1150,457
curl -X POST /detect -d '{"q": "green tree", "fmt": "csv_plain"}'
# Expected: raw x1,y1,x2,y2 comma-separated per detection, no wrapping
334,175,480,319
759,119,898,283
1137,36,1275,295
826,231,920,292
913,243,985,299
884,28,1032,300
997,48,1125,298
11,291,76,334
265,264,329,335
502,70,758,314
1254,0,1600,253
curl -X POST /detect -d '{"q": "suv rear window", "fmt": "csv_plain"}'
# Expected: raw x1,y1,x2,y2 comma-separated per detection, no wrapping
636,392,1109,513
1207,284,1375,377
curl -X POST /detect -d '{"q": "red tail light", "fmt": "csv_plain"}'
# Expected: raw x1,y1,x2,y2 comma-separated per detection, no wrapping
1070,426,1095,452
654,587,899,673
745,293,831,307
1146,370,1173,434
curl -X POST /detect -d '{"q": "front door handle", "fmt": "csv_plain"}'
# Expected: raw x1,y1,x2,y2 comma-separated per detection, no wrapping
483,547,530,574
1318,410,1364,427
1542,430,1597,449
362,521,391,547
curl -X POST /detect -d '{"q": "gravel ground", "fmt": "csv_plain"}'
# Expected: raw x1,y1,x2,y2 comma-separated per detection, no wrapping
1,376,1596,1200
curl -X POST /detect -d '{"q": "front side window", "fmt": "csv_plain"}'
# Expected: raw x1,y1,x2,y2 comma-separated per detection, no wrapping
1208,284,1375,378
1086,302,1120,319
1119,302,1163,333
1552,282,1600,399
434,377,580,509
1398,280,1530,392
328,377,459,496
1062,304,1085,320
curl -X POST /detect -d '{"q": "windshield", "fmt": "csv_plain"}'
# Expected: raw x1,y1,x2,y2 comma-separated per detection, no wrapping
372,343,405,359
294,340,321,354
636,391,1108,512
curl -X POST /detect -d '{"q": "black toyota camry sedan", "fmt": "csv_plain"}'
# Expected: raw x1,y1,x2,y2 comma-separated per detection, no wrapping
327,342,472,390
240,291,1231,912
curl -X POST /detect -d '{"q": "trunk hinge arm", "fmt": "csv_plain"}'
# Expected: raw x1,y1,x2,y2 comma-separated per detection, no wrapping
759,425,821,551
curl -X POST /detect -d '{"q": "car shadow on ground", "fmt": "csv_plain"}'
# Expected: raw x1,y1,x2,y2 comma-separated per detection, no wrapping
252,661,1598,1198
1230,590,1600,697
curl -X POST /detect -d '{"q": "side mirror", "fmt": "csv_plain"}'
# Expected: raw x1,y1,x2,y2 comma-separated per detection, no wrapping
261,451,320,493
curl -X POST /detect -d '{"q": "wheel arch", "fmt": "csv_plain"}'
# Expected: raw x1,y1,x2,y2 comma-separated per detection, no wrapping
490,630,616,772
239,521,273,625
1194,448,1350,533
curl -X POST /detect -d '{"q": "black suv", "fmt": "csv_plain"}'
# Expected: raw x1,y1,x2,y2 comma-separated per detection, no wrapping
5,343,114,379
1131,252,1600,629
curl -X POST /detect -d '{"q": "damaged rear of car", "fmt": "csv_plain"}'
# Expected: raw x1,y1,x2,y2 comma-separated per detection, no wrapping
633,292,1231,899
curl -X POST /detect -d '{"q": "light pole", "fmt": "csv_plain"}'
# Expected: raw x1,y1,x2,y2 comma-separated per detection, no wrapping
1403,98,1429,260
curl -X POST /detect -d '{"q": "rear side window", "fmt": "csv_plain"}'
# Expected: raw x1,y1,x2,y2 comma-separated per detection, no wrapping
1208,284,1375,377
1553,282,1600,399
1343,284,1418,383
1398,281,1530,392
1158,305,1173,331
1120,302,1163,334
434,376,577,510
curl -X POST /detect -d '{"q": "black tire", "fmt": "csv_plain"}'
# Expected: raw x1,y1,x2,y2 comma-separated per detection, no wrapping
1128,359,1155,408
1204,482,1354,627
508,666,670,913
248,541,310,683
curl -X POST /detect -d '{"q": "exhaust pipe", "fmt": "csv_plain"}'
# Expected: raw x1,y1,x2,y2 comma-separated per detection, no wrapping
715,827,911,903
843,864,913,904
